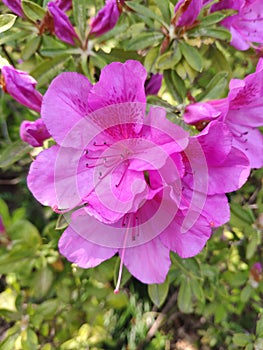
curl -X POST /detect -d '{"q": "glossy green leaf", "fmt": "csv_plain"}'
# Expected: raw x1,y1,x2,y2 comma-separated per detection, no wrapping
201,12,228,26
144,46,160,72
22,35,41,60
123,32,163,51
153,0,171,25
21,329,38,350
0,14,17,33
256,316,263,337
164,69,186,103
232,333,251,347
197,71,228,100
148,279,169,308
0,140,32,168
30,54,74,86
179,41,203,72
126,2,168,29
177,279,193,313
21,0,46,23
190,26,231,41
73,0,86,41
156,46,182,70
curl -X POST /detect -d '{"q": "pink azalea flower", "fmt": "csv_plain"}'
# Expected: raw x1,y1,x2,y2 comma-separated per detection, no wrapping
184,58,263,168
89,0,121,37
211,0,263,50
145,73,163,96
47,2,80,46
26,60,250,288
1,65,42,112
20,119,51,147
54,0,72,12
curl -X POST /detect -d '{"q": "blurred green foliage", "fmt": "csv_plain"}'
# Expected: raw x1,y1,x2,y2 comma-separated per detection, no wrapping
0,0,263,349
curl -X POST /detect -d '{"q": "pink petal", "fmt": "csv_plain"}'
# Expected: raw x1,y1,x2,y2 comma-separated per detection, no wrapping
90,0,120,37
27,146,87,209
88,60,147,111
123,237,171,284
160,212,211,258
48,2,80,46
207,146,250,193
59,225,117,268
41,72,92,146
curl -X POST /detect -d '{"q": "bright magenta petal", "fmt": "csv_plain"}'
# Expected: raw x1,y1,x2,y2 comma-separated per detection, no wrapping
160,212,211,258
41,72,92,146
123,237,171,284
59,225,117,268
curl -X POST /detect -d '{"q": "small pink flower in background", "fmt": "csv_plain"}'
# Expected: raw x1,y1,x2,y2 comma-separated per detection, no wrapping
25,60,252,289
184,58,263,168
20,119,51,147
47,2,80,46
249,262,262,288
89,0,121,37
145,73,163,96
0,216,5,234
0,65,42,112
54,0,72,12
211,0,263,50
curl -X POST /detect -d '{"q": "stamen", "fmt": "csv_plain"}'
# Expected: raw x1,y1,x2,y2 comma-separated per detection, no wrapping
115,160,130,187
114,215,132,294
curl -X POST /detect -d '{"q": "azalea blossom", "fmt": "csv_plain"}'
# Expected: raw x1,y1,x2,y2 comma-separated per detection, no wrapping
27,60,250,289
0,65,42,112
20,119,51,147
184,58,263,168
211,0,263,50
89,0,121,37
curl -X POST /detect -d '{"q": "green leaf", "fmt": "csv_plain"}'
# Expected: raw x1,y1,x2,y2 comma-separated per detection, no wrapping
156,46,182,70
256,316,263,337
201,12,229,26
148,279,169,308
0,14,17,34
164,69,186,103
153,0,171,25
21,0,46,23
126,2,168,29
0,140,32,168
123,32,163,51
190,27,231,41
30,55,74,87
73,0,86,41
35,299,60,319
31,267,54,299
144,46,160,72
230,203,255,226
22,35,41,60
177,278,193,313
21,329,38,350
240,284,254,303
246,230,259,260
232,333,251,347
178,41,203,72
197,71,228,101
190,278,205,303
